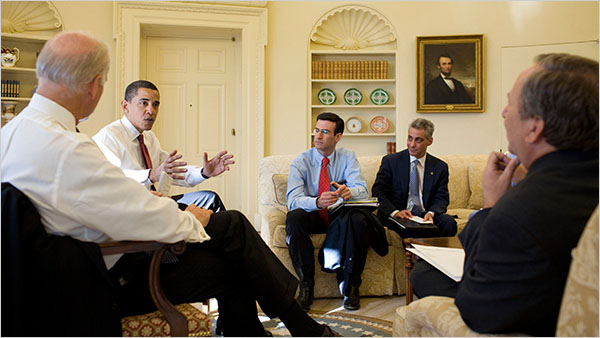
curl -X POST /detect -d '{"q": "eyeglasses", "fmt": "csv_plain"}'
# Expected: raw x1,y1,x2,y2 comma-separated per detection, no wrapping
314,128,332,135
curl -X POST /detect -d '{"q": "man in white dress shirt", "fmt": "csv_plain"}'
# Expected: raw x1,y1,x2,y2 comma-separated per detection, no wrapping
93,80,233,212
0,31,339,337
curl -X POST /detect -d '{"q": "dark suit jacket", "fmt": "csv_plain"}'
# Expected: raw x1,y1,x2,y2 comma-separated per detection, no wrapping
1,182,122,336
425,75,473,104
372,149,450,219
455,150,599,336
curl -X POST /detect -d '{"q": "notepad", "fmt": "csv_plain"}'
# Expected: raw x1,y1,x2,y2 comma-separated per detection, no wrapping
388,216,438,231
157,171,173,196
327,197,379,213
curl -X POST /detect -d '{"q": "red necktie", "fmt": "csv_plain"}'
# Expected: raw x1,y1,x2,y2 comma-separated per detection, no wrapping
138,133,153,169
318,157,330,226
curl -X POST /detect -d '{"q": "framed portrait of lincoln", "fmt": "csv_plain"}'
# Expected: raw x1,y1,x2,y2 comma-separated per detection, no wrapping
417,34,484,113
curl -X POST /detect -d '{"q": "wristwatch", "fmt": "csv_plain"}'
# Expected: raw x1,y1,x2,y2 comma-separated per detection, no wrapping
201,168,210,179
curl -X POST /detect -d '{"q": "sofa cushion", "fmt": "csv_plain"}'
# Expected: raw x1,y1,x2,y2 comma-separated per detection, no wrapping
272,174,288,207
467,157,487,209
441,155,471,209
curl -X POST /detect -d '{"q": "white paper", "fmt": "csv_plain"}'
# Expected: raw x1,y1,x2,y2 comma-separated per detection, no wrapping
407,244,465,282
157,171,173,197
409,215,434,224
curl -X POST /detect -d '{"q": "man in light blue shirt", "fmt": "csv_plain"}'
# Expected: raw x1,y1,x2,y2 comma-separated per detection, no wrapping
286,112,377,312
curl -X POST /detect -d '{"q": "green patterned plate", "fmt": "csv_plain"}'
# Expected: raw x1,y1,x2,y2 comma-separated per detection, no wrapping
318,88,336,105
344,88,362,105
370,88,390,105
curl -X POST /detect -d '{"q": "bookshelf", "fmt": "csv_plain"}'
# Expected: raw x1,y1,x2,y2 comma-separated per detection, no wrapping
308,5,399,156
1,33,50,125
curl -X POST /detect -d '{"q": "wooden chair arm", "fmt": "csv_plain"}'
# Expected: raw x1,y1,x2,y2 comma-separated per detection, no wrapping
99,240,189,337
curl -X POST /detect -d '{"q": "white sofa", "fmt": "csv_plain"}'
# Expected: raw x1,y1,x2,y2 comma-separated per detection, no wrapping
258,153,489,298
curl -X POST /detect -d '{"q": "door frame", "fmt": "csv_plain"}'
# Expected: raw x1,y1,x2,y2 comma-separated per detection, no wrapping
114,1,266,225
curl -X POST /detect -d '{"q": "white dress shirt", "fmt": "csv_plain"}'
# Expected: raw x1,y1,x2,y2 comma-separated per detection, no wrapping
1,94,210,268
441,73,456,91
92,116,207,189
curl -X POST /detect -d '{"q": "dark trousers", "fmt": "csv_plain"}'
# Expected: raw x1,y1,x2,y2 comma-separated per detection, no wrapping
110,210,297,337
285,208,370,292
380,212,457,239
172,190,226,212
410,260,459,299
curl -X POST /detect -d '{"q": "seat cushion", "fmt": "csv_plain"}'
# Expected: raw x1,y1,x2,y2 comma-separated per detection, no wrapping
121,303,211,337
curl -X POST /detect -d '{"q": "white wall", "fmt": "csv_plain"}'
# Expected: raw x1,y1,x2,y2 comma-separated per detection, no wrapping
265,1,599,157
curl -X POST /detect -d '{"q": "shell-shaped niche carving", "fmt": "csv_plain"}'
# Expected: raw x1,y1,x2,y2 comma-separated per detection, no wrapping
310,5,396,50
1,1,63,33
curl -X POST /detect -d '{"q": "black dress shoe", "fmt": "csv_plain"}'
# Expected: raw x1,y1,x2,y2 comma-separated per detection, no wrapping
321,324,342,337
343,285,360,310
297,284,314,312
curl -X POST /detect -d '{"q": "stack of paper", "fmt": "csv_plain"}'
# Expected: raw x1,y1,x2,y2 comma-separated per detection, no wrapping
406,244,465,282
327,197,379,213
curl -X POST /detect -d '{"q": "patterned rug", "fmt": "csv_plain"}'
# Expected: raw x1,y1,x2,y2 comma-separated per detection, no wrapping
211,311,393,337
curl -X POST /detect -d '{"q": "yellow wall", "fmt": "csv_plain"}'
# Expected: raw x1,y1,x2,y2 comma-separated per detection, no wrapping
44,1,599,156
265,1,599,156
51,1,117,137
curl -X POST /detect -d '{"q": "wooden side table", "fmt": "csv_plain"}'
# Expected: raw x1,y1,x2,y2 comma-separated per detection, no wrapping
404,236,463,305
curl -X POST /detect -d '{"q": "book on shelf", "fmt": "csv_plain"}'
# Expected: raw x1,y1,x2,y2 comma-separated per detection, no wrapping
388,215,439,231
327,197,379,214
406,244,465,282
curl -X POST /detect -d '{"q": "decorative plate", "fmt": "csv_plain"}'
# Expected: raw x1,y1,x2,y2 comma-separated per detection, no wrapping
370,88,390,105
344,88,362,105
318,88,336,105
370,116,389,133
346,117,362,133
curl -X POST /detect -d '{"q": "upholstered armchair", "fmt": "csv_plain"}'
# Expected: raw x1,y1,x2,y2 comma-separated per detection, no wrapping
393,206,599,337
1,182,211,337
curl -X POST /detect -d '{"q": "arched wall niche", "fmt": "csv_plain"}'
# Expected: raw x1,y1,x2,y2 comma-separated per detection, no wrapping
309,5,397,51
1,1,63,36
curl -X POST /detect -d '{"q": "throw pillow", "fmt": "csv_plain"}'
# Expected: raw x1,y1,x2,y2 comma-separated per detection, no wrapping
467,158,487,209
272,174,289,207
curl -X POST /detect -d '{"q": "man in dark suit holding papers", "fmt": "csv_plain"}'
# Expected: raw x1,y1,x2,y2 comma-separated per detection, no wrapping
372,118,457,239
410,53,599,336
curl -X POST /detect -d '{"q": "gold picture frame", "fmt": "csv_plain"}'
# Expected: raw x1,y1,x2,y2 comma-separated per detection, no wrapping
417,34,484,113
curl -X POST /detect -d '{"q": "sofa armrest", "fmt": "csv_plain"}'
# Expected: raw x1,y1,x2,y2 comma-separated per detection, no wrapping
261,206,287,247
393,296,520,337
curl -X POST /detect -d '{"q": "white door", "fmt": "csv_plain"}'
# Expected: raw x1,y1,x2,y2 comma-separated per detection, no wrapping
145,36,241,210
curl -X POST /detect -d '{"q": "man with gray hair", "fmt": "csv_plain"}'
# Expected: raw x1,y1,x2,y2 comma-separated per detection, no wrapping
1,31,339,337
410,53,598,335
372,118,457,239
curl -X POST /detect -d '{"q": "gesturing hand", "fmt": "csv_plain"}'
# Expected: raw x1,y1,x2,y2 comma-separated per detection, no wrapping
482,151,521,208
150,149,187,182
202,150,235,178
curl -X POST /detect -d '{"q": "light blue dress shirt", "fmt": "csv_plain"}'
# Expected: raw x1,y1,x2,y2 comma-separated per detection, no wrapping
286,147,368,212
